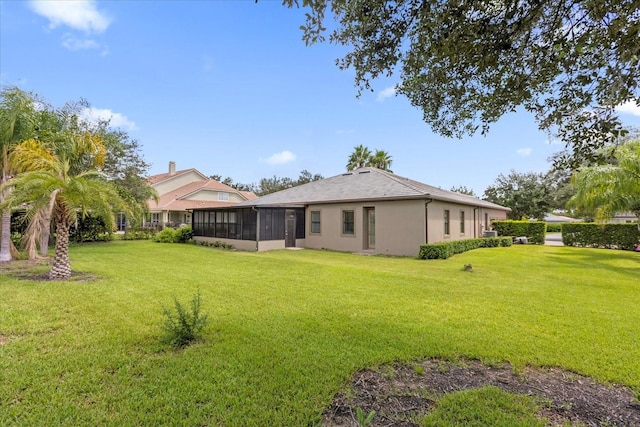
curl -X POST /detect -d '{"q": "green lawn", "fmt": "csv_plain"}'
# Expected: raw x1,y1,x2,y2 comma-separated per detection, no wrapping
1,241,638,425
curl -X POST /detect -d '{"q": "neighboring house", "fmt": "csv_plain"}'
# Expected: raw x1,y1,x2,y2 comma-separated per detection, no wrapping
610,212,638,224
543,213,581,223
191,167,510,256
145,161,256,228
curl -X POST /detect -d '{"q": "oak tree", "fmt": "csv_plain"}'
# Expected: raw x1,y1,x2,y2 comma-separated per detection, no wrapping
283,0,640,167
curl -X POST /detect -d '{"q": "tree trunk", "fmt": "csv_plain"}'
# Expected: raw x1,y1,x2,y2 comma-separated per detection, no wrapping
39,217,51,257
0,198,11,263
49,218,71,280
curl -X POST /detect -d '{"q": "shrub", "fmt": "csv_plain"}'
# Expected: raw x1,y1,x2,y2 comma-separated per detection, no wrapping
492,220,546,245
562,223,640,250
175,226,194,243
545,223,563,233
160,291,209,348
419,237,512,259
69,214,111,243
123,227,156,240
154,227,178,243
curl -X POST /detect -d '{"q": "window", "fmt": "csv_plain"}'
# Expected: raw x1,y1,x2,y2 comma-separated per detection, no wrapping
444,209,450,235
218,192,229,201
460,210,465,234
342,210,355,235
310,211,321,233
151,213,160,223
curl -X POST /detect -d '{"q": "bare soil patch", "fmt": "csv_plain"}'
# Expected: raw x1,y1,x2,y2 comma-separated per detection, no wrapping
0,259,95,282
323,358,640,426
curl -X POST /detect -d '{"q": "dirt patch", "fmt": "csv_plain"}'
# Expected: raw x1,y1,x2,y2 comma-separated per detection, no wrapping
323,358,640,426
0,259,96,282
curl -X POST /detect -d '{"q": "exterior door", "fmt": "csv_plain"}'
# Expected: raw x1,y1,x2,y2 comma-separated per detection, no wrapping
116,213,127,232
364,207,375,249
285,210,296,248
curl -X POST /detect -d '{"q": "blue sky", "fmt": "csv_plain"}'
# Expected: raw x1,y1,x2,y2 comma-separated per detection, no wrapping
2,0,640,195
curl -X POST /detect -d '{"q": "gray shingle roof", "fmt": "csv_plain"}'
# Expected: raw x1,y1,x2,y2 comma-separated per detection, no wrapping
235,168,510,211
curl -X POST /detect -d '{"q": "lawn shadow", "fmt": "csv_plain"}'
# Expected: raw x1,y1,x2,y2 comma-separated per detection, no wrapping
545,248,639,280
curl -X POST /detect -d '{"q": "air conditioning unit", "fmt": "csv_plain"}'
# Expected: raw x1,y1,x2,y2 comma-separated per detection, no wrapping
483,230,498,238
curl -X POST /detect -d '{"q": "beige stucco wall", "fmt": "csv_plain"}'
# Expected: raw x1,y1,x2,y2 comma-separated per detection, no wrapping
426,201,508,243
304,200,428,257
303,199,509,257
153,171,206,195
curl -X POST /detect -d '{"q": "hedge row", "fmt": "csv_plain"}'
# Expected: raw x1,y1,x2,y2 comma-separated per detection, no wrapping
419,237,512,259
492,220,546,245
562,223,640,250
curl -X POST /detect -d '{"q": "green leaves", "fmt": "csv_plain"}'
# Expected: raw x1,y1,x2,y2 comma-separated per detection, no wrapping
160,291,209,348
283,0,639,163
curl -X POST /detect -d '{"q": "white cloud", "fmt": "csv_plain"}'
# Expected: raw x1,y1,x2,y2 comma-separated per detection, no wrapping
517,148,532,157
29,0,111,34
616,100,640,116
377,86,396,102
264,150,296,165
62,34,99,51
82,107,138,131
61,34,109,54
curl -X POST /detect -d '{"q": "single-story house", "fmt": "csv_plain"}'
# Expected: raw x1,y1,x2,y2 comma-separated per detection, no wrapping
610,212,639,224
142,161,256,229
191,167,510,256
542,213,581,223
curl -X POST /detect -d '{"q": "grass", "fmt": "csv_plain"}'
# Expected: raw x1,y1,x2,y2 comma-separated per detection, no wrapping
423,386,547,427
0,241,638,425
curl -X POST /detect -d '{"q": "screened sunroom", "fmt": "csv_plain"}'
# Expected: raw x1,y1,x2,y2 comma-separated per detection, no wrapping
191,207,305,251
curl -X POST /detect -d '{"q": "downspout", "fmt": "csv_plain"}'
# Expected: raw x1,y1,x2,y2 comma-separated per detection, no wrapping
424,198,433,244
473,207,479,238
252,206,259,251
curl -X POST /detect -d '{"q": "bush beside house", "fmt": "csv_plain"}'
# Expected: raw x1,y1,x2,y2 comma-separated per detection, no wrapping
419,237,512,259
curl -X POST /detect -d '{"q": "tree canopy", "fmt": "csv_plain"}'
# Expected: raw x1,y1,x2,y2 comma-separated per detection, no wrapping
483,170,551,220
568,140,640,227
346,145,393,171
284,0,640,167
450,185,476,197
209,170,324,196
0,87,154,264
2,128,135,279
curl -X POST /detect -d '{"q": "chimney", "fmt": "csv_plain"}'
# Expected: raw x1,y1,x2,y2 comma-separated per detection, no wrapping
169,161,176,175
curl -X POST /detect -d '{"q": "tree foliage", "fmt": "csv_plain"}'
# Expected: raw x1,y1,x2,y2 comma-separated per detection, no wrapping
483,170,550,220
0,87,153,263
209,170,324,196
2,132,136,279
283,0,640,167
346,145,393,171
0,87,37,262
568,140,640,228
450,185,476,196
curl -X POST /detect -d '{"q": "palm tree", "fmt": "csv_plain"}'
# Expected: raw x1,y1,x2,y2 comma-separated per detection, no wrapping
568,140,640,230
0,87,36,262
1,133,134,279
368,149,393,172
346,145,372,170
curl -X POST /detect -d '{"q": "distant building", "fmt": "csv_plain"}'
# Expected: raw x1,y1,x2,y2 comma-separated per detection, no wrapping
145,161,256,228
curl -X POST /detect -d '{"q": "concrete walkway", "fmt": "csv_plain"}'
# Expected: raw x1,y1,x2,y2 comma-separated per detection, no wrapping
545,232,564,246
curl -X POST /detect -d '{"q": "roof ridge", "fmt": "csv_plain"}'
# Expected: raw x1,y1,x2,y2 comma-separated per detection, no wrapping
371,168,429,195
